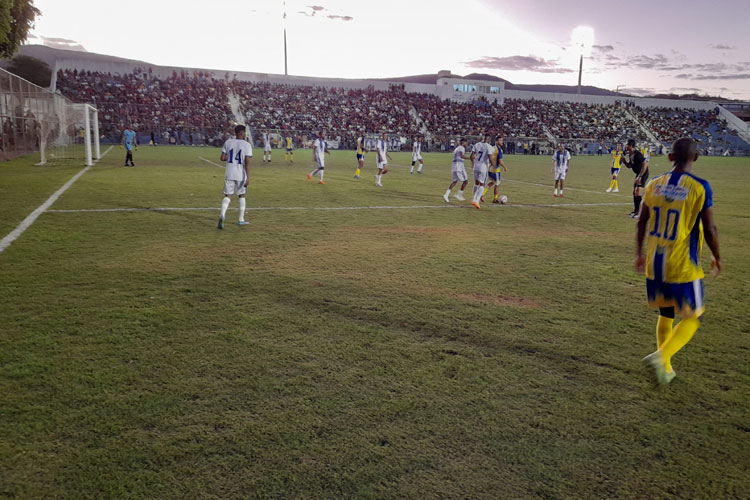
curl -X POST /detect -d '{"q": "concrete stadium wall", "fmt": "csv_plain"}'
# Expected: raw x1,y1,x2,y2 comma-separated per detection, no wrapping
52,57,722,114
504,89,717,111
51,59,436,95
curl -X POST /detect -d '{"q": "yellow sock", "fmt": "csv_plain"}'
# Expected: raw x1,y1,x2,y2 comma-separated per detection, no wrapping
483,187,489,196
493,194,499,201
285,154,289,161
614,179,619,190
656,316,674,371
660,316,701,372
609,179,616,189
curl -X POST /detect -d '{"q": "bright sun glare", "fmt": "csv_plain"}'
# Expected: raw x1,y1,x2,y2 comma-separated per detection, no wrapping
571,26,595,57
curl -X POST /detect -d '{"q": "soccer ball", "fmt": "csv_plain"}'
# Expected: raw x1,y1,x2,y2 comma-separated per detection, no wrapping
500,195,508,204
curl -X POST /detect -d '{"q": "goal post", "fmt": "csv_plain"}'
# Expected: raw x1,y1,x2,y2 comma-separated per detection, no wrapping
0,67,99,166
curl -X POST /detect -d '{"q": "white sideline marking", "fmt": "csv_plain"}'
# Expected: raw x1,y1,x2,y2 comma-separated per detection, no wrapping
46,202,631,214
199,156,223,168
0,146,113,254
504,178,626,197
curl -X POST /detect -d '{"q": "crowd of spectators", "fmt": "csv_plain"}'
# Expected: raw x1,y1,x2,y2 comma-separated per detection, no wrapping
55,69,748,153
631,106,734,143
56,68,234,143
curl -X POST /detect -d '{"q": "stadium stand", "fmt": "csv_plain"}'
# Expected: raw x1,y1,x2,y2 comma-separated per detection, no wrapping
55,69,750,154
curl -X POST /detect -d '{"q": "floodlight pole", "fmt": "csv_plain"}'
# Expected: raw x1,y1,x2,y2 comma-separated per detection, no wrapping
283,2,288,76
284,28,288,76
577,54,583,94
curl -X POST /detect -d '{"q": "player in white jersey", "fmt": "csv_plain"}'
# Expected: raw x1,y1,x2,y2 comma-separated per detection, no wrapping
410,136,424,175
552,143,571,197
263,131,272,163
375,132,392,187
469,134,493,209
443,138,470,202
307,131,330,184
218,125,253,229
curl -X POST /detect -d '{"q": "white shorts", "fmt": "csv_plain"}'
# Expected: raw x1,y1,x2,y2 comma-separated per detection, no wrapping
315,156,325,169
474,166,488,184
377,160,388,170
224,179,247,196
412,153,423,162
555,167,567,181
264,146,272,152
451,164,468,182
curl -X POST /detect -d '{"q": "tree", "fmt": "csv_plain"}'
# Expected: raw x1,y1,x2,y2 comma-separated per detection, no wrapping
0,0,41,59
7,54,50,86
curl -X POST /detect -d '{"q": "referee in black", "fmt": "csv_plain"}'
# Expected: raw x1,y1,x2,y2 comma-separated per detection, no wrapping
623,138,649,218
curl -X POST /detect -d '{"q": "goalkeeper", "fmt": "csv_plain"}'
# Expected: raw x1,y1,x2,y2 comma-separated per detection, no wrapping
121,125,137,166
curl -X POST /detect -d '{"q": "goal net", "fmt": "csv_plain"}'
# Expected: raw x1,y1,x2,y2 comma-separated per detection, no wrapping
0,68,100,166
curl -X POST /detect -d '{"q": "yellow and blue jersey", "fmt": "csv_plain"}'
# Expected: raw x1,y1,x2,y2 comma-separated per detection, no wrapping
643,171,713,284
611,149,622,169
489,146,503,173
357,137,366,157
285,137,293,150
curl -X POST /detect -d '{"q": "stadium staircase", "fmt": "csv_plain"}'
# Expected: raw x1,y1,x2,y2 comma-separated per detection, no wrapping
624,108,661,145
410,106,428,136
228,91,246,127
541,124,556,142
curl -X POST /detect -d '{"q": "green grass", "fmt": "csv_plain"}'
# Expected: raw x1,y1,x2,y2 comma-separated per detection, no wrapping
1,145,749,499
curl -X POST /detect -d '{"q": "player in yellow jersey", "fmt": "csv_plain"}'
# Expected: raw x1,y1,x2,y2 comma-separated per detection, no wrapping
285,134,294,163
635,138,720,386
606,143,623,193
353,132,367,179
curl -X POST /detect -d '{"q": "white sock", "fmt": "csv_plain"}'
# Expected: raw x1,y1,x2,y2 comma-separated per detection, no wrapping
376,174,382,184
311,168,319,176
220,197,230,218
418,164,423,172
560,189,563,195
444,188,452,197
238,197,246,222
554,188,558,195
319,170,324,181
410,165,414,173
458,188,465,195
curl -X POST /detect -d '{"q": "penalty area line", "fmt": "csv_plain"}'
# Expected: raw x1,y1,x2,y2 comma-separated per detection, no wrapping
198,156,223,168
0,145,114,255
46,202,632,214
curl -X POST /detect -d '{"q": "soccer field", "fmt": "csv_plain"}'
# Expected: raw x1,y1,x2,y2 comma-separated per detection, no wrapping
1,146,749,499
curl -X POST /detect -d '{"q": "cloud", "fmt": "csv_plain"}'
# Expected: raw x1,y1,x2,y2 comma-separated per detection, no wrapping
619,87,655,96
39,36,87,52
592,44,613,52
463,55,574,73
677,73,750,81
299,5,353,21
709,43,736,50
668,87,703,93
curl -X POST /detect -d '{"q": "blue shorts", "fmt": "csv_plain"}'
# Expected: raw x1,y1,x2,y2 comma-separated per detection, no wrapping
357,153,365,161
488,171,502,182
611,167,620,176
646,278,705,317
286,148,293,153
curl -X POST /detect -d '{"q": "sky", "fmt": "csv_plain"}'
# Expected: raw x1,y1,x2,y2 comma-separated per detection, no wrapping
25,0,750,99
